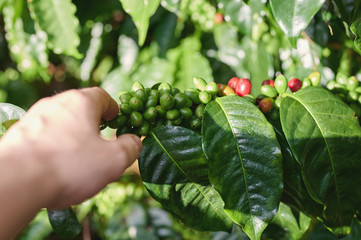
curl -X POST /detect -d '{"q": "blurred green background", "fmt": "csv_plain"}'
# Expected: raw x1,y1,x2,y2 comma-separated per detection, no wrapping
2,0,361,239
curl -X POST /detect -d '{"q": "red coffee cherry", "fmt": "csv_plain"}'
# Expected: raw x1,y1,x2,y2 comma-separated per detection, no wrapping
262,79,275,88
288,78,302,92
235,78,252,97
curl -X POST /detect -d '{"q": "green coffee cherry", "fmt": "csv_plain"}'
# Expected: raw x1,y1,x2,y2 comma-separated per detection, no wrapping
145,95,158,108
193,77,207,91
195,104,205,119
145,88,151,96
190,116,201,130
131,82,145,93
165,119,174,126
129,97,144,111
206,82,218,97
155,105,166,116
275,97,282,109
243,94,256,104
336,72,348,85
332,83,348,94
158,82,172,95
166,109,180,120
134,89,147,102
185,89,201,104
274,74,288,94
326,80,337,91
130,111,143,127
261,85,277,98
149,89,160,99
143,107,158,121
108,114,127,129
179,107,193,119
302,78,312,88
308,72,321,86
269,109,280,121
347,76,359,91
138,121,150,136
174,93,188,109
355,86,361,94
172,87,181,95
119,104,132,115
199,90,212,104
347,91,359,103
185,98,193,108
172,117,182,126
160,93,175,110
119,92,132,104
116,126,132,137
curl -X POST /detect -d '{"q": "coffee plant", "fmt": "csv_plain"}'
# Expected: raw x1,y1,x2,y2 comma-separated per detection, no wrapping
2,0,361,239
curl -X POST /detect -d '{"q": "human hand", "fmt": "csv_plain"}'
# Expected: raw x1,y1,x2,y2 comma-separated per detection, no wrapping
0,87,142,209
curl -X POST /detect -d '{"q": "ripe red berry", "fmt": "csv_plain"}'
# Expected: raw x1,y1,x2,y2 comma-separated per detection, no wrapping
288,78,302,92
235,78,252,97
214,13,224,25
228,77,240,90
259,97,274,113
262,79,275,88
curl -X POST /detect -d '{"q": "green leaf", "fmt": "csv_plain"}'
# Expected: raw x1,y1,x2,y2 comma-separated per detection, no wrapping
270,0,325,44
202,96,283,240
138,126,233,232
270,119,323,217
18,210,52,240
117,35,139,73
28,0,82,58
217,0,251,35
169,36,213,90
80,22,104,82
0,103,26,137
213,24,248,77
160,0,181,14
132,57,175,87
119,0,161,46
154,12,177,55
271,202,311,240
47,208,82,239
280,87,361,230
351,18,361,51
101,67,131,104
243,37,270,97
3,0,49,77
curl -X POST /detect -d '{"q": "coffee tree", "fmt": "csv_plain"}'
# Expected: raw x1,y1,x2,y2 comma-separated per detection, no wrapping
2,0,361,239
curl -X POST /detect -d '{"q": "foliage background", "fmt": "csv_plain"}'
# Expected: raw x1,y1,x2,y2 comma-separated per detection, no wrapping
1,0,361,239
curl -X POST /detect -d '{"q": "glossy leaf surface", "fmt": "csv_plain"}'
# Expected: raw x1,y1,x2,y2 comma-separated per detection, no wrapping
202,96,283,240
138,126,233,232
271,202,311,240
270,0,325,45
47,208,82,238
119,0,160,46
28,0,82,58
270,119,323,217
280,87,361,229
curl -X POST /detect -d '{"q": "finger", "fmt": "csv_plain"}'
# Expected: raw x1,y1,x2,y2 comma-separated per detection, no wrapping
80,87,119,121
104,134,142,181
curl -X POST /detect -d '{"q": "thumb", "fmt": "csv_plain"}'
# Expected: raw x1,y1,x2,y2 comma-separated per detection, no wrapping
104,134,142,181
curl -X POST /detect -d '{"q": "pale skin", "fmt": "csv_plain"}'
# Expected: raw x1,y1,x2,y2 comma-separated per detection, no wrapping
0,87,142,239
